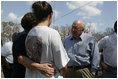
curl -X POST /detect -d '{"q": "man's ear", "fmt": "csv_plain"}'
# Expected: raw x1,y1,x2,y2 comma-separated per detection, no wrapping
49,13,53,20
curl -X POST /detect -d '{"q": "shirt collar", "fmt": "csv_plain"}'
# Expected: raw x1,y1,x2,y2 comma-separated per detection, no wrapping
70,36,78,40
80,32,85,40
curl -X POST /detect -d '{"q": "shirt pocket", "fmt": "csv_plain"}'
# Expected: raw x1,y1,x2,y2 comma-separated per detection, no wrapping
75,42,86,56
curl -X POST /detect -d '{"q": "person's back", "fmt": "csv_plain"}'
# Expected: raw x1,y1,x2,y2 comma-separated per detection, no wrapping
2,41,13,64
98,21,117,78
12,32,27,77
12,12,56,78
98,33,117,66
1,33,18,78
25,25,69,78
100,33,117,66
25,1,69,78
1,41,13,78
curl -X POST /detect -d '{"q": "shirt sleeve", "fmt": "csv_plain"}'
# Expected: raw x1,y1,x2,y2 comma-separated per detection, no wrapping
90,39,100,72
51,31,69,69
98,37,106,52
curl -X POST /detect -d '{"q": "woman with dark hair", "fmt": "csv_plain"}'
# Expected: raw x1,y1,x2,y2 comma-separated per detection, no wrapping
25,1,69,78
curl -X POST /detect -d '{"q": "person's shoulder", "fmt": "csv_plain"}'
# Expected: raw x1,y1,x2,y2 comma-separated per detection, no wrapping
102,35,109,40
48,27,58,32
63,35,71,42
104,33,116,39
6,41,12,44
48,27,60,35
83,33,98,42
109,33,116,37
27,26,41,35
15,32,26,38
83,33,94,39
65,35,71,39
19,32,27,36
3,41,12,47
99,35,109,43
13,32,27,42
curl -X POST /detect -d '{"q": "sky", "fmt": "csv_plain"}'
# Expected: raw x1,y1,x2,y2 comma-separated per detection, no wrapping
1,1,117,32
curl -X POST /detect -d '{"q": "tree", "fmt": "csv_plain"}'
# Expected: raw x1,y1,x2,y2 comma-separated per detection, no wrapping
92,32,104,42
103,27,114,36
92,27,114,42
52,24,71,40
1,21,20,45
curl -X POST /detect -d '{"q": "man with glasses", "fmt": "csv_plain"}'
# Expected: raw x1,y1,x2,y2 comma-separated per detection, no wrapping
63,20,100,78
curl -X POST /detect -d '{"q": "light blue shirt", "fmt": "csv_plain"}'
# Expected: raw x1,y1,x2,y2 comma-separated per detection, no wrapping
98,33,117,67
63,33,100,71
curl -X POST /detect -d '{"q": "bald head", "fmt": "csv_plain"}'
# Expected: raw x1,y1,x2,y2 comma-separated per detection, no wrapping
71,20,85,38
73,20,85,30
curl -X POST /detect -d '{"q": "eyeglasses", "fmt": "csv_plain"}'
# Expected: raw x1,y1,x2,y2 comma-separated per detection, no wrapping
72,25,82,31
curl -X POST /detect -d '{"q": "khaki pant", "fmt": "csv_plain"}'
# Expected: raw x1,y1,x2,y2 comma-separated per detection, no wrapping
65,67,94,78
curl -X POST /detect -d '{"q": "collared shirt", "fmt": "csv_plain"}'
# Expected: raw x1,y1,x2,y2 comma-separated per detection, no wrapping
1,41,13,63
63,33,100,71
98,33,117,67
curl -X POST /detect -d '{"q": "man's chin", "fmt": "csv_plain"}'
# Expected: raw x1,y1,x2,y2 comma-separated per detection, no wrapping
73,35,78,38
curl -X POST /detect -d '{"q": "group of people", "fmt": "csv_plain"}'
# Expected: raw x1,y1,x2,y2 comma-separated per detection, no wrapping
1,1,117,78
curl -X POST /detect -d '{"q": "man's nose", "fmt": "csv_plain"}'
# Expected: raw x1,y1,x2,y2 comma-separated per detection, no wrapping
72,28,75,31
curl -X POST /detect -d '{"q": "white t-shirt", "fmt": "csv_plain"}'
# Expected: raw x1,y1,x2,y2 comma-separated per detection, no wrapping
25,26,69,78
1,41,13,63
98,33,117,67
